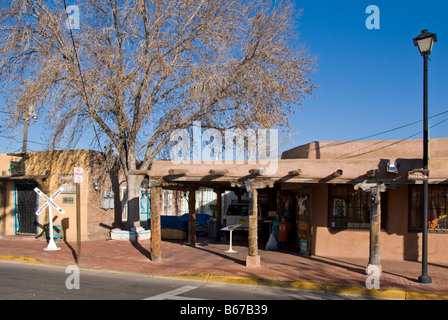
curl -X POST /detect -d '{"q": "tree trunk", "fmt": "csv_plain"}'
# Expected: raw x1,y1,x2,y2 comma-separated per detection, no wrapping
126,174,143,230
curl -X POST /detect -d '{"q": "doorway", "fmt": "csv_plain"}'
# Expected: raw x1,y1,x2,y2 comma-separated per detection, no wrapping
297,191,312,255
14,182,38,235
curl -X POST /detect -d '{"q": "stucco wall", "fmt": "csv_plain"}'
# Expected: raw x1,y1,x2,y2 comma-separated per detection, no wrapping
312,184,448,264
281,138,448,160
0,150,122,242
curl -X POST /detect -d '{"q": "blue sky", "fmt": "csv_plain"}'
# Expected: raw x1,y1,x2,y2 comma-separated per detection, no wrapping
0,0,446,156
282,0,448,152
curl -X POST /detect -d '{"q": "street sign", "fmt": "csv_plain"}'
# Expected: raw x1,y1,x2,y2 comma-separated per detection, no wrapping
74,167,84,183
408,169,430,181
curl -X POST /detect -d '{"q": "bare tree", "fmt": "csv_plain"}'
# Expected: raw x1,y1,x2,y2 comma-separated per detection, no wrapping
0,0,316,228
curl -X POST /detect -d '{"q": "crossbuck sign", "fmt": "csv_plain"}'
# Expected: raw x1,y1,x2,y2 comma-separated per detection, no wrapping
35,187,65,251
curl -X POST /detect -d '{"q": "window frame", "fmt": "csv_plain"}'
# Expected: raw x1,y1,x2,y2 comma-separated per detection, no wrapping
328,184,388,230
409,184,448,233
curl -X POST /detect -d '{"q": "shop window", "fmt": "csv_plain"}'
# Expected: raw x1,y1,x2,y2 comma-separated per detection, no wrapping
328,185,387,230
409,184,448,232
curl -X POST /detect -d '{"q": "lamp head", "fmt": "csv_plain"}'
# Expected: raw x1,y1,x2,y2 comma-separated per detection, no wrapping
413,29,437,56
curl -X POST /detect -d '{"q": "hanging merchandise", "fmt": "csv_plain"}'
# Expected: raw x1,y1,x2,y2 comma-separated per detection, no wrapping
101,190,110,210
108,190,115,209
100,171,115,211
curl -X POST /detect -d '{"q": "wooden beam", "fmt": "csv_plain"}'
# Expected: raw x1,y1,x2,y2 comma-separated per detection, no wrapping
288,169,302,176
366,170,376,178
333,169,343,177
168,169,189,176
249,168,266,176
209,169,229,176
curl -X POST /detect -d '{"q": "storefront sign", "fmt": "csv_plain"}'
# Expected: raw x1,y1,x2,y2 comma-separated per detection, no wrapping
62,197,74,204
408,169,429,181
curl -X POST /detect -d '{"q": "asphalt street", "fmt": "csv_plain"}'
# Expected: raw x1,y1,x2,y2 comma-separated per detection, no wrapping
0,260,372,301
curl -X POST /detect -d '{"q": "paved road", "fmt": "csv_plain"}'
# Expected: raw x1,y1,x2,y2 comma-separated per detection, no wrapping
0,260,374,303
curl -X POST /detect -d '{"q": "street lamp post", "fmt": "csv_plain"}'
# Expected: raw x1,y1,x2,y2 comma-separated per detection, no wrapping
413,29,437,284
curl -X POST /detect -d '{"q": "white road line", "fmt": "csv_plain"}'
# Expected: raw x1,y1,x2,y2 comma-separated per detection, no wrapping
144,285,204,300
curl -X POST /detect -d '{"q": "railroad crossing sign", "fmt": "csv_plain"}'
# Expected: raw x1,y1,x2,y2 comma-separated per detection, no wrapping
35,187,65,216
34,187,65,251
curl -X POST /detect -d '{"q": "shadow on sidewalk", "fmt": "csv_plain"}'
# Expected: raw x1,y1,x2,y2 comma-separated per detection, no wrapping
309,256,421,284
64,240,78,263
131,239,152,260
164,238,247,266
307,256,368,275
193,244,246,266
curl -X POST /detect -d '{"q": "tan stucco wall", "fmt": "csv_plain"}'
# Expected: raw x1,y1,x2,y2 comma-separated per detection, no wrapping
312,184,448,264
281,138,448,160
27,150,90,241
0,150,120,242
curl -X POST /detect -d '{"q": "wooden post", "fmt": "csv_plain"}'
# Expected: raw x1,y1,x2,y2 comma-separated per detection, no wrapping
150,186,162,262
367,187,381,273
188,186,197,247
76,182,81,264
215,187,222,226
1,181,6,237
246,188,260,267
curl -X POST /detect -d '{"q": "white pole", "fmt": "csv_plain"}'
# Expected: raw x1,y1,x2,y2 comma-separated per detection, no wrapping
225,229,237,253
44,206,60,251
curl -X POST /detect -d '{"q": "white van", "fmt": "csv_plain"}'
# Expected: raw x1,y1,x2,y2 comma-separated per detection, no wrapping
222,200,262,232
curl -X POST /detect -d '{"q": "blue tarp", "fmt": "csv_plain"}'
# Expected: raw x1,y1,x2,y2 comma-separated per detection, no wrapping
180,213,210,225
161,216,187,231
159,214,211,234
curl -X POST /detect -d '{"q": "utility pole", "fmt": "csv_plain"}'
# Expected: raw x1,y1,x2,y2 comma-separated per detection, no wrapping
21,105,36,154
22,117,28,154
74,167,84,265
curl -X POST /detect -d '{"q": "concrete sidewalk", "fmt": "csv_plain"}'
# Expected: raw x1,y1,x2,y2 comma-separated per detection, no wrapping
1,236,448,300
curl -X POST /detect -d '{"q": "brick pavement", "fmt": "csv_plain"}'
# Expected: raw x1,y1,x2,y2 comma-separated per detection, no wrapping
1,236,448,299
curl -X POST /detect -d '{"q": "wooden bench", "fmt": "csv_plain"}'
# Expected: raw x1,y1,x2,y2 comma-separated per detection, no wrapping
46,224,63,241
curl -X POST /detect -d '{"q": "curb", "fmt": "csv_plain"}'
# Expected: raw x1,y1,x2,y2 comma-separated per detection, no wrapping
1,255,448,300
0,254,44,265
161,273,448,300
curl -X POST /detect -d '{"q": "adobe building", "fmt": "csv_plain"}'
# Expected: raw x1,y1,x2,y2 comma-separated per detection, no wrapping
280,138,448,264
0,150,123,242
1,138,447,268
146,137,448,266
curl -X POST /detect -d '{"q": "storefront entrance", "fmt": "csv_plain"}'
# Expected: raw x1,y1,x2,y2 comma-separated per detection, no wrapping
281,188,312,255
14,182,38,235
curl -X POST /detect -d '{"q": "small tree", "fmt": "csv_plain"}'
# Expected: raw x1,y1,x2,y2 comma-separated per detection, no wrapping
0,0,316,228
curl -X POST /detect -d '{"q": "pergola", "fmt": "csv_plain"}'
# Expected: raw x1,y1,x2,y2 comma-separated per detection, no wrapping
129,157,445,267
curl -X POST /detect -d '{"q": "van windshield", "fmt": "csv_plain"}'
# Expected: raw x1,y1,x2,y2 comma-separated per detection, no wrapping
226,204,249,216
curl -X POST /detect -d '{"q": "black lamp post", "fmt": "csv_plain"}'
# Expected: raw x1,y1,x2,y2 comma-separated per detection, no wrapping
413,29,437,284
